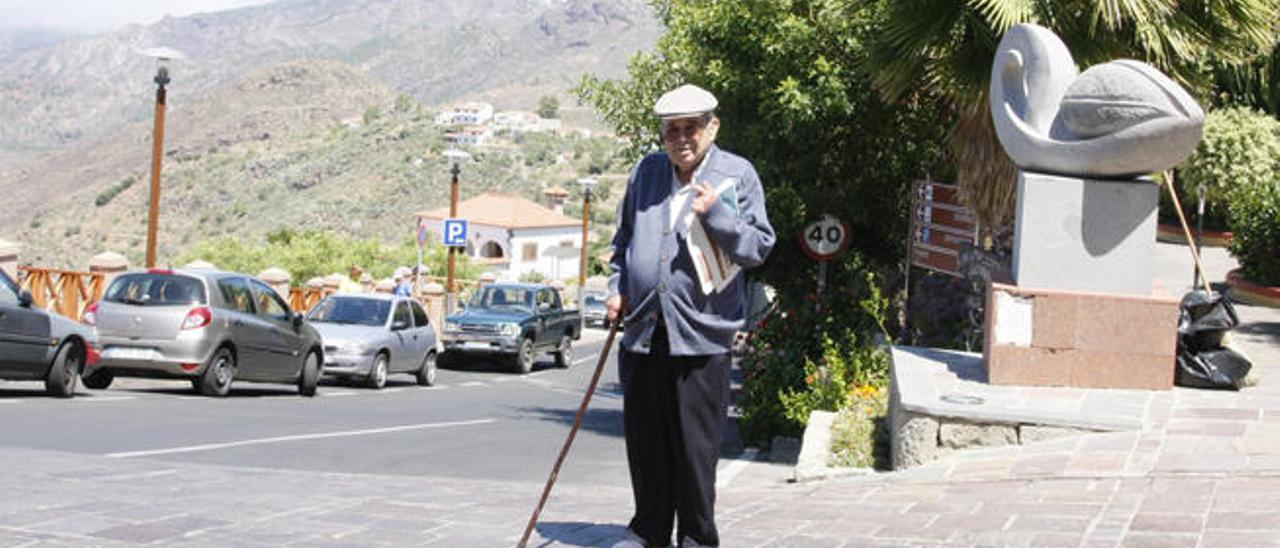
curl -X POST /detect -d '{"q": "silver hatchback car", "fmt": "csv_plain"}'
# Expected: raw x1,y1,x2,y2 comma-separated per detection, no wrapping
82,269,323,397
307,294,440,389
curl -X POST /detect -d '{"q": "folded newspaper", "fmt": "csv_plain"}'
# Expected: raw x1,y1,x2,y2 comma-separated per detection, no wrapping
687,178,740,294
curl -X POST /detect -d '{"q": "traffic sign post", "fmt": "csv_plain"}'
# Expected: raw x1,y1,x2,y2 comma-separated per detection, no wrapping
799,214,852,304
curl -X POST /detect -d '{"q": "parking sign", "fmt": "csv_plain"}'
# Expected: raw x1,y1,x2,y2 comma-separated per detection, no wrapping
443,218,468,247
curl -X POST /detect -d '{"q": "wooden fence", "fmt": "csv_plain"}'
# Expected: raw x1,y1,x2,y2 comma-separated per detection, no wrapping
17,266,105,321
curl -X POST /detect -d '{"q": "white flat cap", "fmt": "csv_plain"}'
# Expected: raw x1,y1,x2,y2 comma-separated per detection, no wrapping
654,84,717,119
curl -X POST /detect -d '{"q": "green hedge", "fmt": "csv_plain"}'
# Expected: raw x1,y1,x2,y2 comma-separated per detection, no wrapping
1228,173,1280,286
1168,107,1280,231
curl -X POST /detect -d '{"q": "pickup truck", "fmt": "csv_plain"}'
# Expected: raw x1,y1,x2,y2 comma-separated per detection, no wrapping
441,283,581,373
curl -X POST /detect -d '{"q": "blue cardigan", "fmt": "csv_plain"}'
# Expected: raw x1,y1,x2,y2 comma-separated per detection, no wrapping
609,145,775,355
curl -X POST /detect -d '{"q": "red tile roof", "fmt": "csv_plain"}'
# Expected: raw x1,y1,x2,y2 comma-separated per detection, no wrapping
417,192,580,229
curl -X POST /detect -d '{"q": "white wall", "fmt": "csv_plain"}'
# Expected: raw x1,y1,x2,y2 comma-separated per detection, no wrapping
420,221,582,280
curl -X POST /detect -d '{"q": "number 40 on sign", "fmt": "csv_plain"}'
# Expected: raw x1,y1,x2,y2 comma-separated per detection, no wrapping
800,214,851,261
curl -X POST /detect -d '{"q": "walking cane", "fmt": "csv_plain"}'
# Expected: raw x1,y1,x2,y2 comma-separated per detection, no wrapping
517,318,621,548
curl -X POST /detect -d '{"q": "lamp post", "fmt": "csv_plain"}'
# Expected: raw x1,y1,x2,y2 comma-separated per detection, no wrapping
576,177,597,303
140,47,185,268
443,148,472,314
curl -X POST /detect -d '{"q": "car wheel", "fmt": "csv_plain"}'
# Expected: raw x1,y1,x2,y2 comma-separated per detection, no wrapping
298,351,319,397
422,350,442,384
554,335,573,368
511,337,535,374
366,353,388,389
199,346,235,397
44,342,81,398
81,369,114,390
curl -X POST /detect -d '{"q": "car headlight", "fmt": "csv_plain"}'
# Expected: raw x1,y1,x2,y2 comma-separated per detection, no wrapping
343,341,372,354
499,323,520,336
445,322,461,333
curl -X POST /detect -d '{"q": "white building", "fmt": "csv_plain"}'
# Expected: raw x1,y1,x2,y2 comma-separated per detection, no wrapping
493,111,562,135
445,125,492,146
434,102,495,126
417,193,584,281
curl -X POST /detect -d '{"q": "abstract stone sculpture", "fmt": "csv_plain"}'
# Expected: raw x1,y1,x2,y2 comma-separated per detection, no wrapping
990,24,1204,178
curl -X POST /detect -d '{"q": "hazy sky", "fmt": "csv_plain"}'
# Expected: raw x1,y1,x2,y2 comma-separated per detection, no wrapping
0,0,277,33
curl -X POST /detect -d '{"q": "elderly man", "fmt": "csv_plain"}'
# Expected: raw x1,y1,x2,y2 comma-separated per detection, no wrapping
608,84,775,548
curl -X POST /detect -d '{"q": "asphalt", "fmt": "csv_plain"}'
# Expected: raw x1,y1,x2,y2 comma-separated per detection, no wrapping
1,241,1278,547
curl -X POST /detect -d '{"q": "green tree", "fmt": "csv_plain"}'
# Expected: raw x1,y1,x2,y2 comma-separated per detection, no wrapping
868,0,1280,242
536,95,560,119
577,0,949,293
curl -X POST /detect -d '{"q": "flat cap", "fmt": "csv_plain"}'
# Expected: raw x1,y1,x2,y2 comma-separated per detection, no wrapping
654,84,717,119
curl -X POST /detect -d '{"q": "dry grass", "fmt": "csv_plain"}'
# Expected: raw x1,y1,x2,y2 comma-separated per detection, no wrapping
828,386,890,470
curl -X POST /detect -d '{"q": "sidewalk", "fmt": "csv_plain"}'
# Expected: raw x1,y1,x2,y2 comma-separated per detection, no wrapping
1,242,1276,547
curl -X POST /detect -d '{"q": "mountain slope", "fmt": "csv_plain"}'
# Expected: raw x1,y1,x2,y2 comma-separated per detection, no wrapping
0,0,659,152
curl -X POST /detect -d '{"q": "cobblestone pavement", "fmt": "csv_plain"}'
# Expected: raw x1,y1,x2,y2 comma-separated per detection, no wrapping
2,244,1277,547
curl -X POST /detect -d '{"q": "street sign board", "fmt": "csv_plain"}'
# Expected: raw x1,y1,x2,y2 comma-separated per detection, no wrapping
799,214,851,261
443,218,468,247
909,180,978,277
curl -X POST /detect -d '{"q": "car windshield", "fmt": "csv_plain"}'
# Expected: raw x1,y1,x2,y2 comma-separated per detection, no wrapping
104,273,207,306
471,286,532,311
306,296,391,327
583,294,606,307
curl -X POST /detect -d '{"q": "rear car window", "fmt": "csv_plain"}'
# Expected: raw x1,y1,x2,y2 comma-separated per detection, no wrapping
0,269,18,305
217,277,255,314
105,273,207,306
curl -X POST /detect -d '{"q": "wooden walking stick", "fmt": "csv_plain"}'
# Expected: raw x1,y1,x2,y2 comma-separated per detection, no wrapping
517,319,621,548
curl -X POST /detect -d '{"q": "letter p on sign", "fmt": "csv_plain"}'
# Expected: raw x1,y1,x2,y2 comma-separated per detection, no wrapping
443,218,468,247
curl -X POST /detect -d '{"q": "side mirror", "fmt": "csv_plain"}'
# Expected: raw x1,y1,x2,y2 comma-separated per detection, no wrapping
538,302,551,313
391,319,410,331
17,289,34,308
291,313,304,330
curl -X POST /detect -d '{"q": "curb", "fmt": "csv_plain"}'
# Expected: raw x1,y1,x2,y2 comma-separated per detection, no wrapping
1156,223,1232,247
1227,268,1280,308
793,410,873,483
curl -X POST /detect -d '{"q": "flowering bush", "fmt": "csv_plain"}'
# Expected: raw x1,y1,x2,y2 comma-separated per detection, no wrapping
737,269,890,447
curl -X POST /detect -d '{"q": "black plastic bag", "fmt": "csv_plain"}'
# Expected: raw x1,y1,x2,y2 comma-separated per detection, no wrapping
1175,290,1251,390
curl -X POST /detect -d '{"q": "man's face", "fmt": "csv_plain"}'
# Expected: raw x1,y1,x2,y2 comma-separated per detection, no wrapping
662,115,719,175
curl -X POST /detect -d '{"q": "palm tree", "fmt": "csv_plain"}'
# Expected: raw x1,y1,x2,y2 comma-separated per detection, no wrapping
870,0,1280,245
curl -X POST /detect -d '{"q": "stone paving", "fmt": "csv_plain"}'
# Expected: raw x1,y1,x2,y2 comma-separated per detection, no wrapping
1,244,1277,547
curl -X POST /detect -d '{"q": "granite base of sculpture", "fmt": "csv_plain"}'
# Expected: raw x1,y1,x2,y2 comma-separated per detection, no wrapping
982,23,1202,390
1012,172,1158,296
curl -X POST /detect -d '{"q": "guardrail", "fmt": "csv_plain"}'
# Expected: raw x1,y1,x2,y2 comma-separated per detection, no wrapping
17,266,105,321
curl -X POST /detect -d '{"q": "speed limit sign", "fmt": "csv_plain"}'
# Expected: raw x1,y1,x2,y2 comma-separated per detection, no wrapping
799,214,851,261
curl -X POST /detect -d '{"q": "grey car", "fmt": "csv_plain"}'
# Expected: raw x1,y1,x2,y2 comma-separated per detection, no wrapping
580,290,608,328
82,269,323,397
0,268,99,397
307,294,439,389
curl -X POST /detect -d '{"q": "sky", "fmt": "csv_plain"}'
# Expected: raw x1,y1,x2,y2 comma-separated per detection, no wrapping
0,0,277,33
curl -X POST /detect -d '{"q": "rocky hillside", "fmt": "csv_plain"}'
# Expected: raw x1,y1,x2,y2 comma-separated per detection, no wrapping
11,57,629,269
0,0,659,153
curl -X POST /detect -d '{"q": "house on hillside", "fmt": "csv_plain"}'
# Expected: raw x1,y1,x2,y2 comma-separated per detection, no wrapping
445,125,492,146
417,192,583,281
434,102,495,126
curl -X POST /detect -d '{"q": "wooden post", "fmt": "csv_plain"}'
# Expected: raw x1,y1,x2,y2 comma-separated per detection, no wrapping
145,71,168,268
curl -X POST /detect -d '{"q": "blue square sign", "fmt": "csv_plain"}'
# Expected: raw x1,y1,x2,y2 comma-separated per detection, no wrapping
443,218,468,247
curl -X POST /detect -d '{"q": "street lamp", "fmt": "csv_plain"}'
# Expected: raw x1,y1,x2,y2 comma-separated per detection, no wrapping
576,177,598,303
140,47,185,268
443,148,472,314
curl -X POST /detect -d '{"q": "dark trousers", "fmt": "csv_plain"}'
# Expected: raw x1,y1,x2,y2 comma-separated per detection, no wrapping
619,326,731,547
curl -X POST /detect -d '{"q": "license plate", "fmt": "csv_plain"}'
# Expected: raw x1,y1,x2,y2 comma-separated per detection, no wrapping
462,341,492,350
104,347,159,361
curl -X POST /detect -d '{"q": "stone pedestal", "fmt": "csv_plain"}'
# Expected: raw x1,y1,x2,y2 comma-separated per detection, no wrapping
423,283,446,337
984,283,1176,390
258,268,292,300
88,251,130,293
1012,172,1158,296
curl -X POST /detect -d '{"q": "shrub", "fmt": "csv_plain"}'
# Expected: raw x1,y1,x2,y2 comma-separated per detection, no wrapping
828,385,889,469
1228,173,1280,285
1168,107,1280,231
738,269,890,447
94,175,138,207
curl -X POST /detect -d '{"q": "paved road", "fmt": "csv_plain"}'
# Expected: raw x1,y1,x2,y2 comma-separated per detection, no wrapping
1,328,636,487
